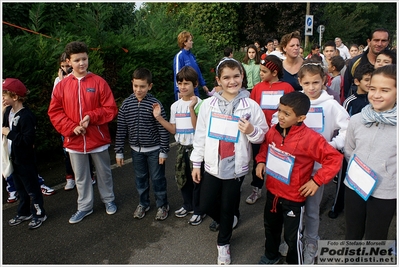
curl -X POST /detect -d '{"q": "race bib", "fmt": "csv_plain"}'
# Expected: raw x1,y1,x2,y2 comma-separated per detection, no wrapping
260,91,284,109
345,154,377,201
208,112,240,143
266,144,295,185
304,107,324,133
175,113,194,134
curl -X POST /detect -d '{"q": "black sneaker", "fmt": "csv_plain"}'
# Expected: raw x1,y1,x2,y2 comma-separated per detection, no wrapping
209,220,220,231
9,214,33,226
28,215,47,229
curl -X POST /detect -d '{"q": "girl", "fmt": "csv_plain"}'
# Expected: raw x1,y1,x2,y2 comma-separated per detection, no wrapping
53,52,72,89
280,31,304,91
190,58,268,265
246,55,294,205
374,49,396,69
349,44,359,59
344,64,396,240
293,60,349,264
242,44,261,91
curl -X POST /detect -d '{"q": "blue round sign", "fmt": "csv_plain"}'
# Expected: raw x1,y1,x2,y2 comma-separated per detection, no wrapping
307,17,312,26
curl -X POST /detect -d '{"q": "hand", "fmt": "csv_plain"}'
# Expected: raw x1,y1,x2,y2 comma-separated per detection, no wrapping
238,118,254,134
159,157,166,165
202,86,209,94
80,115,90,129
73,125,86,135
116,158,124,167
189,95,198,109
299,179,320,197
152,103,161,118
255,163,265,179
2,127,10,136
192,168,201,183
58,68,64,80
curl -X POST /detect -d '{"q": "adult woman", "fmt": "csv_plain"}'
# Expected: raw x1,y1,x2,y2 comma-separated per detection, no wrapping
280,31,304,91
173,31,209,100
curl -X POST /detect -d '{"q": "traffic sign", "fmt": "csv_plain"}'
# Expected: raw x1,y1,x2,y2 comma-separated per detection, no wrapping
305,15,313,36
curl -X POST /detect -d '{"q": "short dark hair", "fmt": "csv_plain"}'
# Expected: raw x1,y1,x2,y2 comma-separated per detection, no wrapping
224,47,233,57
176,66,198,86
266,38,274,45
324,40,336,50
280,91,310,116
369,28,390,41
65,41,89,59
330,56,346,72
353,64,374,81
311,43,320,50
133,68,152,84
377,49,397,64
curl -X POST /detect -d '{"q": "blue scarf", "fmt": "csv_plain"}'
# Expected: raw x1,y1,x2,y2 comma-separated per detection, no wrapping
361,104,397,127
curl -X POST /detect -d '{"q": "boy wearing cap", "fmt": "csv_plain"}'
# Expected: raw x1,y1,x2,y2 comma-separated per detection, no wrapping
2,78,47,229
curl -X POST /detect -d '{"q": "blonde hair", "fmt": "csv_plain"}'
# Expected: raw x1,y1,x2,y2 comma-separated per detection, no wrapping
177,31,193,49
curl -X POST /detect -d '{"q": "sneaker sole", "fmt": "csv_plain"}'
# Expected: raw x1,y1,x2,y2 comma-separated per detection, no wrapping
133,207,150,219
106,206,117,215
69,210,93,224
7,199,18,203
29,215,47,230
64,187,75,191
155,214,169,221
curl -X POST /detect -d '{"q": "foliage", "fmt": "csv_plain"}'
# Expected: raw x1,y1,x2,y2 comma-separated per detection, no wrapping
319,3,397,46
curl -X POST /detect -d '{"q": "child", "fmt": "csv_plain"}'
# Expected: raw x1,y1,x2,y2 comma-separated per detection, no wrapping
48,41,118,224
328,64,374,219
52,52,96,190
328,55,346,100
296,60,350,264
256,91,343,264
3,78,47,229
152,66,205,225
115,68,170,221
374,49,396,69
242,44,261,91
344,64,396,240
190,58,268,265
246,55,294,205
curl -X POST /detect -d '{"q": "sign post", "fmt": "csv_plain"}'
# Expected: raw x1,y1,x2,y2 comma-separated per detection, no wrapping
317,25,325,46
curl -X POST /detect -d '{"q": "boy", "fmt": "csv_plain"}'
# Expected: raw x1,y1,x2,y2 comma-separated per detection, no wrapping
152,66,205,225
328,64,374,219
328,55,346,100
374,49,396,69
115,68,170,221
48,41,118,224
3,78,47,229
256,91,343,264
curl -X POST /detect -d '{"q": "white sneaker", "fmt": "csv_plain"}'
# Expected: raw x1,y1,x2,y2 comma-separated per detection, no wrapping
7,191,19,203
217,244,231,265
245,187,261,204
41,184,55,196
303,243,317,264
64,179,76,191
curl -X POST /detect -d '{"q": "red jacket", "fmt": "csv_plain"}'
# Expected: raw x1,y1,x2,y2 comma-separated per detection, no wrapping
250,81,294,127
48,73,118,153
255,123,343,203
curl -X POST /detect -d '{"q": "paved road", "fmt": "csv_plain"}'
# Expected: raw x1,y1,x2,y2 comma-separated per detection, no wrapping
2,143,396,265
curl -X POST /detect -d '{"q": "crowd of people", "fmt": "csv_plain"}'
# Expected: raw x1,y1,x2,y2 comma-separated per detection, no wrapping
2,27,396,265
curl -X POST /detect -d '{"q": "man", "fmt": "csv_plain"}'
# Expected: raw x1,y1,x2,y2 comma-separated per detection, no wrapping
334,37,351,60
343,28,390,98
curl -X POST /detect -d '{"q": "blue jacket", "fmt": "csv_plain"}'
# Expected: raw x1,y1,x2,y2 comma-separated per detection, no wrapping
173,49,207,100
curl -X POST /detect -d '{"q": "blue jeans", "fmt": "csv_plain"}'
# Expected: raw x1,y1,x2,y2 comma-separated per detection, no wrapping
131,149,168,208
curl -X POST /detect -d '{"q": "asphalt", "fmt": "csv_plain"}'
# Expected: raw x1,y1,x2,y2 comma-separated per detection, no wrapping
2,141,396,265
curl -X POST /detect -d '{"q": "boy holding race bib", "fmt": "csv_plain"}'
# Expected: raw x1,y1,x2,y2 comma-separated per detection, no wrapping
255,91,343,264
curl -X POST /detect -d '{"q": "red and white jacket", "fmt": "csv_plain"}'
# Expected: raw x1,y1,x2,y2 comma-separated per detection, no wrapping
48,73,118,153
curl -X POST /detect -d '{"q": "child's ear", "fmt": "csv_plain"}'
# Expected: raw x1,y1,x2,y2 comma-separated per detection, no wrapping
272,70,278,77
148,83,153,90
297,114,306,123
353,78,360,86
